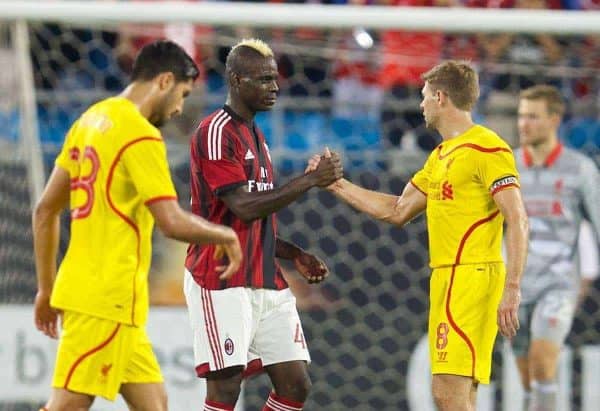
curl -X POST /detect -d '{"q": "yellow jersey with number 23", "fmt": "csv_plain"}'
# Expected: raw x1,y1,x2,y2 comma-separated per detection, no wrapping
52,97,177,326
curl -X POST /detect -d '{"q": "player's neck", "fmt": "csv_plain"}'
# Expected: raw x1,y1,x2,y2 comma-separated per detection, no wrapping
225,97,255,123
120,83,156,121
527,137,559,166
438,111,474,141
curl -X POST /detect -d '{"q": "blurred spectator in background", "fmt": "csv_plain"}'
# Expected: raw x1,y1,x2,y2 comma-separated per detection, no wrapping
331,28,382,120
475,0,568,94
378,0,456,151
116,0,215,140
0,26,19,144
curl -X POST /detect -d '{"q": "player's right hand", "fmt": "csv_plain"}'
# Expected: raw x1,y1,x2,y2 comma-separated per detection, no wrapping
497,284,521,339
214,235,243,280
304,154,321,174
34,291,59,339
309,147,343,187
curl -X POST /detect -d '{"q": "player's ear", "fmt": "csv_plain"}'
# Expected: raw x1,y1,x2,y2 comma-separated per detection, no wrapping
436,90,443,104
156,72,175,91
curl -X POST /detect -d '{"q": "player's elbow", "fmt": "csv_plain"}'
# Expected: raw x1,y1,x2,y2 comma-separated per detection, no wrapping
228,205,260,224
154,210,182,240
32,200,57,228
508,211,529,238
380,213,406,227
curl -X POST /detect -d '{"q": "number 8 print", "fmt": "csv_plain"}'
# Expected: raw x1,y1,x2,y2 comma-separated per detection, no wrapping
436,322,449,350
70,146,100,219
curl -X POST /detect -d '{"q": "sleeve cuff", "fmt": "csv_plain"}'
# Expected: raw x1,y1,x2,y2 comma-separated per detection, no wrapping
410,179,427,196
144,195,178,206
215,181,247,197
491,183,519,196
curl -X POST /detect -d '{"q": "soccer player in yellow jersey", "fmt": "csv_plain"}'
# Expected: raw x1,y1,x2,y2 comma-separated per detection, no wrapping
307,61,529,410
32,41,242,411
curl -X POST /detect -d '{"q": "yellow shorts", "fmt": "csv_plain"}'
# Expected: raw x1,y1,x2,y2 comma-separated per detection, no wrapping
429,262,505,384
52,310,163,401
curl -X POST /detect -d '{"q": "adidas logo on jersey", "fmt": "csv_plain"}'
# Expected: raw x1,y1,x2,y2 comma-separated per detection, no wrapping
244,149,255,160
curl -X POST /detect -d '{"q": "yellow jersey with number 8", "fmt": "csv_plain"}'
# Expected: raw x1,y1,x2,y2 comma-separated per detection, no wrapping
52,97,177,326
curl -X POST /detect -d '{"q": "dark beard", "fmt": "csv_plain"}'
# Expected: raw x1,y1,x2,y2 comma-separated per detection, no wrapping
149,112,166,128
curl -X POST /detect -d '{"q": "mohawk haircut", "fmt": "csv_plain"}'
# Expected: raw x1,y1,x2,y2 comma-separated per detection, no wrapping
225,38,274,76
231,38,274,58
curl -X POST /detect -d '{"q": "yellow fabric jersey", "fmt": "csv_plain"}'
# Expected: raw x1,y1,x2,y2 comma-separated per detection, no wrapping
411,125,519,268
51,97,177,326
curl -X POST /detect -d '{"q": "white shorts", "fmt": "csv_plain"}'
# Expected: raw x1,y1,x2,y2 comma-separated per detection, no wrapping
512,289,577,357
183,270,311,377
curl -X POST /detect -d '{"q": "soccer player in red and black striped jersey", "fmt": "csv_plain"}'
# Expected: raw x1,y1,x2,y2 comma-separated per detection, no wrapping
184,39,343,411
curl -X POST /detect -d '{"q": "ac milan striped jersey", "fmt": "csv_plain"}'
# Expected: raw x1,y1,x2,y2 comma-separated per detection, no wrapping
185,105,288,290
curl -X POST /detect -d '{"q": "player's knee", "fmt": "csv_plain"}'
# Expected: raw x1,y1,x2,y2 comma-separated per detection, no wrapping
529,343,560,381
431,383,449,409
276,374,312,402
432,380,469,411
207,378,243,404
157,389,168,411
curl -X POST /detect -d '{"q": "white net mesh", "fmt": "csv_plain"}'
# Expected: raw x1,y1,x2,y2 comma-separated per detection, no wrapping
1,9,600,410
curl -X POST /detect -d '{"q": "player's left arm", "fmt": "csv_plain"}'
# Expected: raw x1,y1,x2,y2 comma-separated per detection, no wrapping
32,166,70,339
577,220,599,307
578,157,600,305
494,187,529,339
276,237,328,284
579,157,600,252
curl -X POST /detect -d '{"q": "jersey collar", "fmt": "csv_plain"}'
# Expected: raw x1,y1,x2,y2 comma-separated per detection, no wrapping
223,104,254,126
523,143,563,168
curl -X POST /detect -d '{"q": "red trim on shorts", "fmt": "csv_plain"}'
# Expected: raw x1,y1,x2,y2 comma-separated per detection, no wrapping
437,143,511,160
410,179,427,196
107,136,162,326
144,195,178,206
63,323,121,390
491,183,519,196
196,359,265,379
445,210,500,379
195,362,211,377
243,358,264,379
201,288,224,369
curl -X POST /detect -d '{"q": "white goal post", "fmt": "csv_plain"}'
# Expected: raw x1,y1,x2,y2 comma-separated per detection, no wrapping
2,0,600,205
1,0,600,34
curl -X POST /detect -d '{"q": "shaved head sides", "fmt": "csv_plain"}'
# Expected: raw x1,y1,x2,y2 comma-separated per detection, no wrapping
226,38,274,76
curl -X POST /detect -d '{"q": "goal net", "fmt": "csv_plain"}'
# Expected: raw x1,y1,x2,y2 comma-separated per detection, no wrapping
1,2,599,410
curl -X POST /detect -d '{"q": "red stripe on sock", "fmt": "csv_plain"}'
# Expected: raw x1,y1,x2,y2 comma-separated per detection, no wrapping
204,399,234,411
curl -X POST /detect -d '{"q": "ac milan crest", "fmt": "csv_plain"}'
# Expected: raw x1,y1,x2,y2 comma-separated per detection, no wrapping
224,338,234,355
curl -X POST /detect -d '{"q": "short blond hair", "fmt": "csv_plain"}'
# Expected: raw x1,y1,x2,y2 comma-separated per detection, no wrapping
230,38,273,58
421,60,480,111
520,85,565,117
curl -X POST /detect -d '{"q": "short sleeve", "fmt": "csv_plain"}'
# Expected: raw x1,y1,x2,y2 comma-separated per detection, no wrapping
477,148,520,196
411,150,436,195
55,122,79,175
579,156,600,239
122,137,177,204
196,126,247,195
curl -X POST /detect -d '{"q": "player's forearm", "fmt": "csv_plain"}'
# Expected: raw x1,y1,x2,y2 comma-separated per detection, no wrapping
329,179,398,222
226,174,316,223
166,209,238,246
32,207,60,294
577,278,594,307
276,237,303,260
503,215,529,289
